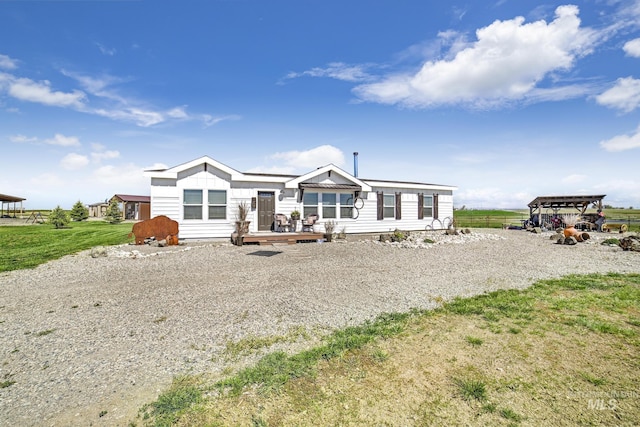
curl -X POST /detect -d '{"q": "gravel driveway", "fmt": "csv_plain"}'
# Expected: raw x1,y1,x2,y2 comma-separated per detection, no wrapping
0,229,637,426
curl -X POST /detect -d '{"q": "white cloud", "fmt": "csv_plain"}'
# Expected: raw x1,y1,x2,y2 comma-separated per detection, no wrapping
595,77,640,112
353,5,597,108
29,172,64,188
92,163,149,189
89,142,120,162
144,162,169,171
93,107,165,127
245,165,297,175
624,38,640,57
91,150,120,162
455,187,534,209
285,62,374,83
269,145,346,170
61,70,129,101
45,134,81,147
562,174,587,184
0,54,18,70
95,43,116,56
62,70,234,128
202,114,241,127
594,178,640,192
167,106,188,119
594,179,640,208
599,126,640,151
8,77,86,108
2,62,228,129
9,134,37,143
60,153,90,170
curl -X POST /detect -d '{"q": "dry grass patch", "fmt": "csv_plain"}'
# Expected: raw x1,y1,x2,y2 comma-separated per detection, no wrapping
137,273,640,426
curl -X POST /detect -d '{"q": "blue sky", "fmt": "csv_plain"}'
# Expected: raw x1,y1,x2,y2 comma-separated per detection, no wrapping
1,0,639,210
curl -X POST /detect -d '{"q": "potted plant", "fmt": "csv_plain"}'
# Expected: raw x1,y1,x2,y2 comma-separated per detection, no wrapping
289,210,300,232
234,201,251,245
562,213,589,242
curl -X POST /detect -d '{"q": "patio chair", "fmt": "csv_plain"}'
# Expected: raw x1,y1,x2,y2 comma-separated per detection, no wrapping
274,213,291,232
301,213,318,232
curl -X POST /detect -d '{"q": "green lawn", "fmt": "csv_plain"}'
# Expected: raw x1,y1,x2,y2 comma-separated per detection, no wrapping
0,221,133,272
453,209,527,228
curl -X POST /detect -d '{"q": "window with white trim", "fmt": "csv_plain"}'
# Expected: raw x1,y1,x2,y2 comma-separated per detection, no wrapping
304,192,356,219
322,193,336,219
383,194,395,218
340,194,353,218
208,190,227,220
303,192,318,217
183,189,203,220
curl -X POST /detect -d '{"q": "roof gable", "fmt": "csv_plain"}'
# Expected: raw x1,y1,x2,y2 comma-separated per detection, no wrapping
145,155,242,180
285,164,372,192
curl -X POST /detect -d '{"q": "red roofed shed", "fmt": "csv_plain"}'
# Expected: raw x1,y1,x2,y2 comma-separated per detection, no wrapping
110,194,151,220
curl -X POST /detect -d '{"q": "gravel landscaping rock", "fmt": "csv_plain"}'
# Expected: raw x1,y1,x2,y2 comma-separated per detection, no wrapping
0,228,638,426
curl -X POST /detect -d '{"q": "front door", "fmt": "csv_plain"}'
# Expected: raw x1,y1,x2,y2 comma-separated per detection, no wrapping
257,191,275,231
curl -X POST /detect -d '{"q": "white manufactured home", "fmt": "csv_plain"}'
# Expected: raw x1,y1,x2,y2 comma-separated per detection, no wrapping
144,156,457,239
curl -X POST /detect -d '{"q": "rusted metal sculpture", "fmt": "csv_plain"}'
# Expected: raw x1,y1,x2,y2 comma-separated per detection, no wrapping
129,215,179,245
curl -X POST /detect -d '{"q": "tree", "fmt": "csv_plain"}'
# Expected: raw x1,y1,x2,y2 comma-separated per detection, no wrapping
70,200,89,222
49,205,70,229
104,199,123,224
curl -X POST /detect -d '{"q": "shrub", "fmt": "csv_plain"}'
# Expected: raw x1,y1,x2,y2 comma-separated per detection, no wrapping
563,213,580,227
104,199,123,224
601,238,620,246
324,220,336,235
70,200,89,222
391,229,408,242
236,201,249,222
48,206,70,229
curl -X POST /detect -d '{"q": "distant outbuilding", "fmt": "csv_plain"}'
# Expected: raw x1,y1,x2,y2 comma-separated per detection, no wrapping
88,201,109,218
0,193,26,218
528,194,606,218
110,194,151,221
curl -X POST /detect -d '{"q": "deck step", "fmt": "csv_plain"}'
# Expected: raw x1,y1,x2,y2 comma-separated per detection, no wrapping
241,232,324,245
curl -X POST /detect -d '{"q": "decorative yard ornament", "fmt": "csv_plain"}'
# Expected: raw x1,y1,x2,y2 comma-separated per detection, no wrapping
129,215,179,245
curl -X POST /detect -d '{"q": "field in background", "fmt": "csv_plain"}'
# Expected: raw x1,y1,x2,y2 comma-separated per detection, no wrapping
454,209,640,232
0,221,133,272
453,209,527,228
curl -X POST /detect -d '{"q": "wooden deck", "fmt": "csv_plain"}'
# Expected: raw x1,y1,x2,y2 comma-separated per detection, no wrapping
239,232,325,245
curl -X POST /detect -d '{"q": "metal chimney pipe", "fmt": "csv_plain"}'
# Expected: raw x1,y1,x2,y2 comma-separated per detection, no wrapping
353,152,359,177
